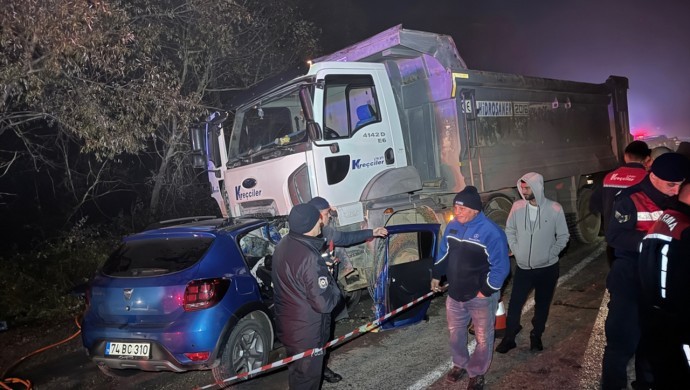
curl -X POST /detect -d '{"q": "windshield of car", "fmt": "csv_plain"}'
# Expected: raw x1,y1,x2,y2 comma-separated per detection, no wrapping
101,236,214,277
228,84,313,162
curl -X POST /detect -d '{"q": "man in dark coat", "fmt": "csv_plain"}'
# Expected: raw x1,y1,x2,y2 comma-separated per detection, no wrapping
601,153,688,390
307,196,387,382
272,203,342,389
638,182,690,389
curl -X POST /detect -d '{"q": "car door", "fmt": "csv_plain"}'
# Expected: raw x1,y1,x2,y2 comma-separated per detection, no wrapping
372,223,440,330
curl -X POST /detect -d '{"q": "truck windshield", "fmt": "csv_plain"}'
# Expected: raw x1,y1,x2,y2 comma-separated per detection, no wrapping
228,84,312,161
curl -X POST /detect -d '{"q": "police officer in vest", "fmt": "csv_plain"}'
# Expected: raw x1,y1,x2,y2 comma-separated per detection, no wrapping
601,152,688,390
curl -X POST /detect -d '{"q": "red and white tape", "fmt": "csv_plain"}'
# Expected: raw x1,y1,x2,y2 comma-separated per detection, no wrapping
194,290,436,389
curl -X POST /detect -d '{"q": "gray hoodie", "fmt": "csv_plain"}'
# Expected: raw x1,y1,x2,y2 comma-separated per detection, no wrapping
505,172,570,269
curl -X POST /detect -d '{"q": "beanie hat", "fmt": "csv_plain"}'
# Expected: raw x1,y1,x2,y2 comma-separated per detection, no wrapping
288,204,321,234
650,152,689,182
453,186,482,211
308,196,331,211
624,140,651,158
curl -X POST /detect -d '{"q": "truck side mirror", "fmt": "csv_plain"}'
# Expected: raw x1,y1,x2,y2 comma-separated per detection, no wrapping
299,86,322,140
306,120,323,141
189,125,207,169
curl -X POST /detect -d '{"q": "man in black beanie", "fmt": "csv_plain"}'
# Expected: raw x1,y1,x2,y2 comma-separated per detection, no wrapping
431,186,510,390
272,203,342,389
602,152,688,390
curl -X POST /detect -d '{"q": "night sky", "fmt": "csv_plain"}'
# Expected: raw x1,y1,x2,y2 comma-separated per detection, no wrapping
307,0,690,140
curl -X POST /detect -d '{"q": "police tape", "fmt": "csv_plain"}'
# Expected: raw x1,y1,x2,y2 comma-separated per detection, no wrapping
193,290,436,389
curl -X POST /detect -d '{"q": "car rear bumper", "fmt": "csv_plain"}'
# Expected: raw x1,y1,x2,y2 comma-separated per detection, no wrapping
88,339,218,373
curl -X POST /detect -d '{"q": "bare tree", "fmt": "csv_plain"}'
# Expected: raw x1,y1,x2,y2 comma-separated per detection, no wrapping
127,0,319,216
0,0,319,222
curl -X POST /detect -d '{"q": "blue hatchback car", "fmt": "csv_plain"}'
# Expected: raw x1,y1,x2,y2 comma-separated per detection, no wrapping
80,216,285,382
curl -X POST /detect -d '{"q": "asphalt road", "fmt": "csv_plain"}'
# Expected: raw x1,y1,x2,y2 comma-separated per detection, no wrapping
9,237,622,390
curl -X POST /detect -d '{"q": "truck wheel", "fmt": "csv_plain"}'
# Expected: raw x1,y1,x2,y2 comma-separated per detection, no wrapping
212,315,271,387
484,195,513,229
368,234,418,300
566,187,601,244
339,285,363,310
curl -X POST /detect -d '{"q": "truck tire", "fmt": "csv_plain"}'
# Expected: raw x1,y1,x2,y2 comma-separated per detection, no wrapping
368,233,418,300
212,315,271,387
483,195,513,229
337,278,363,310
566,187,601,244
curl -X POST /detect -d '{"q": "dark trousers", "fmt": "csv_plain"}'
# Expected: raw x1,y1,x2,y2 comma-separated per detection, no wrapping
641,309,690,389
602,259,646,390
504,262,559,339
283,315,331,390
285,346,325,390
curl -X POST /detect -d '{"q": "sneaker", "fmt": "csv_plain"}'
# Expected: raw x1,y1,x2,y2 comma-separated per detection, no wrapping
445,366,467,383
495,338,516,354
530,334,543,351
467,374,485,390
323,366,342,383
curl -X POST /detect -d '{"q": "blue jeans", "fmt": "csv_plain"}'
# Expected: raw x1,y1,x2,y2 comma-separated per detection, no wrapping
446,293,499,377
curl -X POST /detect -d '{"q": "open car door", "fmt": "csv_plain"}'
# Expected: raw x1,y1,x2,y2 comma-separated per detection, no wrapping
373,223,440,330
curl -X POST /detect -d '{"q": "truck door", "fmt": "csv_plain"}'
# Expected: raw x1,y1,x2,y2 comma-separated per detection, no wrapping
372,223,440,330
309,70,399,225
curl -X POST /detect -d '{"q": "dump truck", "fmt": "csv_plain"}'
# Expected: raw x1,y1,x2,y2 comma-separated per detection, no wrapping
190,25,631,303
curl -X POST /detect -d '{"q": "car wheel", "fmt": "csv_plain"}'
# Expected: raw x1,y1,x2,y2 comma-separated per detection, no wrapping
212,316,271,386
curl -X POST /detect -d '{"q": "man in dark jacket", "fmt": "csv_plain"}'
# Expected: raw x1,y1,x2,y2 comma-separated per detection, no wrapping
308,196,387,265
272,203,342,389
307,196,388,383
590,140,651,266
601,153,688,390
638,182,690,389
430,186,510,390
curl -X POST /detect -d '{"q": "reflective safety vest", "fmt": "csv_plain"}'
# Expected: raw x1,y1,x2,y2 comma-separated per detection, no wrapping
603,165,647,189
630,191,664,232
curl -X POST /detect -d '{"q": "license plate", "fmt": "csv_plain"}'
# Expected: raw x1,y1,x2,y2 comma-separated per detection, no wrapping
105,341,151,358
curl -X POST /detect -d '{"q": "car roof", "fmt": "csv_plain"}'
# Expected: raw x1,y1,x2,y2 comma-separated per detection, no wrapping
135,216,271,237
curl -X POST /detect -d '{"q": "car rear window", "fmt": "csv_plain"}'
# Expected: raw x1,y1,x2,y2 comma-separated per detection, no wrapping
101,236,215,277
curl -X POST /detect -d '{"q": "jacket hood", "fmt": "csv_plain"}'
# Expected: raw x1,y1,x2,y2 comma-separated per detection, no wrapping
518,172,545,206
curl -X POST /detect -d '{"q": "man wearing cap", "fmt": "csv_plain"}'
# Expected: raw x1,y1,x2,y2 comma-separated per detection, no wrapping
307,196,387,383
272,203,342,389
638,182,690,388
601,152,688,390
590,140,651,267
430,186,510,390
495,172,570,354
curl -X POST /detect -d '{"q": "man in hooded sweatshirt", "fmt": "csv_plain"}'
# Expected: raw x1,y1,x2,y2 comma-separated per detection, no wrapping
495,172,570,354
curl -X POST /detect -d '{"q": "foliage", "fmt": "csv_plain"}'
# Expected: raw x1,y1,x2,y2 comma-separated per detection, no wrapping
0,0,322,322
0,218,122,324
0,0,320,221
1,0,183,157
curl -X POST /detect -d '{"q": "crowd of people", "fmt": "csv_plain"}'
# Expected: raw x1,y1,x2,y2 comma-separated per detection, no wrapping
269,140,690,389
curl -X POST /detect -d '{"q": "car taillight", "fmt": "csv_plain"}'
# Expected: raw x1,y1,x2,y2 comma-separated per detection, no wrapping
183,278,230,311
184,351,210,361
